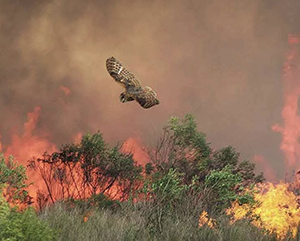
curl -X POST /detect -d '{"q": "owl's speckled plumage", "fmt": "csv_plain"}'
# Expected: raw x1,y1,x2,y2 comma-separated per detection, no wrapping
106,57,160,109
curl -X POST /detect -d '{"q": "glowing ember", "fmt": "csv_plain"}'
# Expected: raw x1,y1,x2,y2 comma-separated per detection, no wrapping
227,182,300,238
83,211,92,222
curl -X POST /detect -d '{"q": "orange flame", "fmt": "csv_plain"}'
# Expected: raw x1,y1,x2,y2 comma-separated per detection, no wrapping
272,34,300,173
2,107,57,202
83,211,92,222
1,108,147,205
5,107,57,161
227,182,300,238
122,137,150,166
198,211,215,228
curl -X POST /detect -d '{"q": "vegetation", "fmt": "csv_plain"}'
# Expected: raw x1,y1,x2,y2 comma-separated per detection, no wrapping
0,155,55,240
0,154,32,205
0,114,297,240
28,132,142,210
40,202,282,241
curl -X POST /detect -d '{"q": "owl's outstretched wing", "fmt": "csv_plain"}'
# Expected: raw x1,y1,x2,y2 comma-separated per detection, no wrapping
135,86,160,109
106,57,160,109
106,57,141,89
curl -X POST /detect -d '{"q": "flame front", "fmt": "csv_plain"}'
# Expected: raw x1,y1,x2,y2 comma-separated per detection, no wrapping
2,107,57,202
5,107,57,162
227,182,300,238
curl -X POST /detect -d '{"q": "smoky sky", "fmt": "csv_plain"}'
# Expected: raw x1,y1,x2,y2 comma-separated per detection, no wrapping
1,0,300,179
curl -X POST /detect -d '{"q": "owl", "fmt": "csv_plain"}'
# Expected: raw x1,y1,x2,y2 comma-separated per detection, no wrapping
106,57,160,109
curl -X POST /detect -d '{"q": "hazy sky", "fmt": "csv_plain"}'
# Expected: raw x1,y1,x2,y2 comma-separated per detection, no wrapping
1,0,300,180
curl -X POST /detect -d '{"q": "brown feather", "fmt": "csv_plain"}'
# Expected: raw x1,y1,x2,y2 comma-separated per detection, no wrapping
106,57,159,109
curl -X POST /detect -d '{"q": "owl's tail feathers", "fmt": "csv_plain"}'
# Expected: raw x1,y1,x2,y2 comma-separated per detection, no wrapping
144,86,157,97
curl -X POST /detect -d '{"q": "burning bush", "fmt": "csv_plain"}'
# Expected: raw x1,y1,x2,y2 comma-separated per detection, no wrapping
146,114,264,215
28,132,143,209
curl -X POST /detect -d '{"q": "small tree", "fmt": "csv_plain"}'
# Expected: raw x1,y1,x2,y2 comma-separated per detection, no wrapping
203,165,255,214
148,114,211,183
0,153,55,240
0,153,32,206
146,114,264,216
140,168,187,232
29,132,143,208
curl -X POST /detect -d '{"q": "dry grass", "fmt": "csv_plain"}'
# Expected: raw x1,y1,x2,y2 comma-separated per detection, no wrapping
39,202,298,241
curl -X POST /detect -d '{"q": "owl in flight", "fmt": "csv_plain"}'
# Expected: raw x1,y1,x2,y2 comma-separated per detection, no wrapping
106,57,160,109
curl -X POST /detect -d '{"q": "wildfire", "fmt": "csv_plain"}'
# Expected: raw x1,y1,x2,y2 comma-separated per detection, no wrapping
227,182,300,238
121,137,150,166
83,211,92,222
225,34,300,238
5,107,57,163
0,33,299,240
201,34,300,239
198,211,215,228
2,107,57,202
0,103,148,206
272,34,300,173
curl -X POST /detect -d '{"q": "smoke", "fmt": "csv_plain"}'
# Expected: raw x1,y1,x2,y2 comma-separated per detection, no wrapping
1,0,300,179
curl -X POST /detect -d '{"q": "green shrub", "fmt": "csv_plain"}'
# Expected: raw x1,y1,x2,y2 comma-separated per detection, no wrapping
204,165,255,214
0,154,56,240
0,154,31,205
0,192,56,241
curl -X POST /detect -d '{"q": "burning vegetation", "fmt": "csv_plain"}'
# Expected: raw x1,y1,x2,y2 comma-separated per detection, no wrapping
227,182,300,238
1,113,267,240
1,29,300,241
1,109,300,240
197,34,300,240
1,32,300,238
